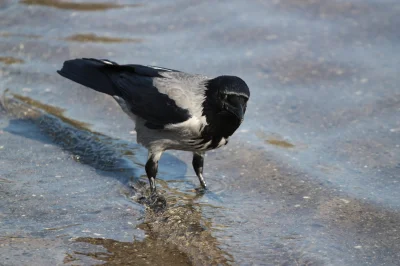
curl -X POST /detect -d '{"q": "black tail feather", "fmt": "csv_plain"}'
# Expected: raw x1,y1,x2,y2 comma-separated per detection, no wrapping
57,58,117,96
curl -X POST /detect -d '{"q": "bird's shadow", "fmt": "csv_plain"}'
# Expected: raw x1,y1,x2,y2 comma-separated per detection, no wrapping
1,93,200,210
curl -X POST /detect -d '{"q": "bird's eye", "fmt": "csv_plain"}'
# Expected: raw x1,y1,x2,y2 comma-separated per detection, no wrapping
226,95,235,103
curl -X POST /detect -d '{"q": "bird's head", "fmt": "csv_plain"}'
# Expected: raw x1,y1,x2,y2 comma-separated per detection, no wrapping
205,75,250,121
203,76,250,137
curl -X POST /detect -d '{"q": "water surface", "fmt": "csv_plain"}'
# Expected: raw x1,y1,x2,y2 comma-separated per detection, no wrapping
1,0,400,265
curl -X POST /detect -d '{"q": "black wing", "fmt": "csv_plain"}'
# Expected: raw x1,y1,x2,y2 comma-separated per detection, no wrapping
57,58,190,129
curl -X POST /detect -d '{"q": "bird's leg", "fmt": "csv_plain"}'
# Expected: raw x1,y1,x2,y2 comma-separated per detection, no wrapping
192,152,207,189
145,151,162,194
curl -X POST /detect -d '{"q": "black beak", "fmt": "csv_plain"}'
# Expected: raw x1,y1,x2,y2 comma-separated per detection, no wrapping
224,102,244,122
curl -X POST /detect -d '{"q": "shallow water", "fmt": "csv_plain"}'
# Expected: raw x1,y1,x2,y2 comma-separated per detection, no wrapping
1,0,400,265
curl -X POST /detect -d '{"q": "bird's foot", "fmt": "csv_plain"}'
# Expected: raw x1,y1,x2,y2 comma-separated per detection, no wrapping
136,190,166,213
195,185,207,195
130,182,166,212
147,192,167,212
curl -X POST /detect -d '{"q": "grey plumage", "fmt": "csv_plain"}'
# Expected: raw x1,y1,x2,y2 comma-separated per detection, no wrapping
57,58,250,193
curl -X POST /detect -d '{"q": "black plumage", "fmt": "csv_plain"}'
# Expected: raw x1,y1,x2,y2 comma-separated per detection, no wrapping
58,58,190,129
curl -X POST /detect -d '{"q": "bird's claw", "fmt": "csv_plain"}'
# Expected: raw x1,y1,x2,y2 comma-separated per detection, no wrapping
195,185,207,195
148,193,167,212
137,190,166,212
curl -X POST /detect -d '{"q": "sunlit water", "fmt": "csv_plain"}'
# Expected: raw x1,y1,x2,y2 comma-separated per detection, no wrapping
1,0,400,265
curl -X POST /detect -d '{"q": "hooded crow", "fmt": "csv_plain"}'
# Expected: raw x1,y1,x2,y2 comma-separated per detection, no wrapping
57,58,250,193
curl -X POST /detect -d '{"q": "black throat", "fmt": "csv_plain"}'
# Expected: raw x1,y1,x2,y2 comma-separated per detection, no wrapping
199,110,241,149
200,80,242,148
201,110,241,138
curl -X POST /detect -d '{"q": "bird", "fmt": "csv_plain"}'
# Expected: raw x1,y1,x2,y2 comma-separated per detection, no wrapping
57,58,250,194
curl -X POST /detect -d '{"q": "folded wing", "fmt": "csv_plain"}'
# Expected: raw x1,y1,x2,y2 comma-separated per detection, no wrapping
57,58,191,129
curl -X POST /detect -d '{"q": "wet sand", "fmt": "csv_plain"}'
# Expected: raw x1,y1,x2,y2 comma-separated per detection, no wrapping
1,0,400,265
